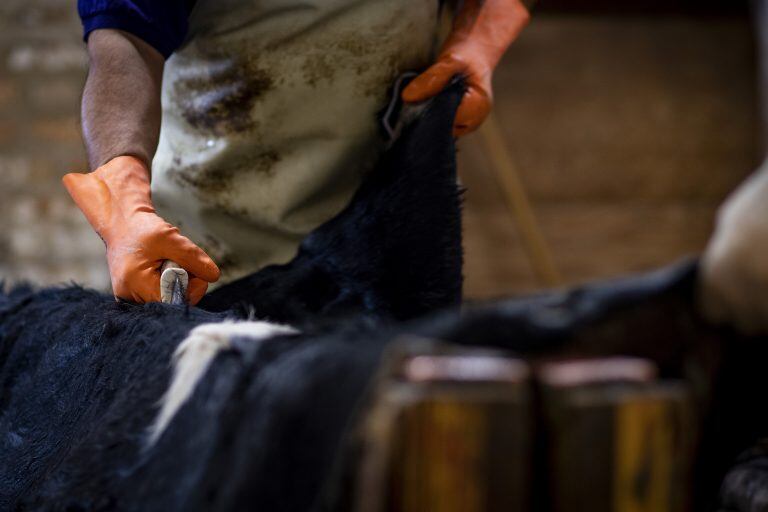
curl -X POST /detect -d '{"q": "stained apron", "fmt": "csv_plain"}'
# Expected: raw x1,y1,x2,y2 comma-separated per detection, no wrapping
151,0,440,285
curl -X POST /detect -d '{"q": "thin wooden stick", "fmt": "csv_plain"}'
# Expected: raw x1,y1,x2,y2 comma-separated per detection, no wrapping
478,112,562,287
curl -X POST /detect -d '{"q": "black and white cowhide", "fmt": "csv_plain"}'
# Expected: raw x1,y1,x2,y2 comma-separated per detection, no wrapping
2,79,768,512
0,79,465,512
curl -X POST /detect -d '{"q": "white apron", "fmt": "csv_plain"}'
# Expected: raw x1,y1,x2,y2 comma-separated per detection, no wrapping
151,0,440,285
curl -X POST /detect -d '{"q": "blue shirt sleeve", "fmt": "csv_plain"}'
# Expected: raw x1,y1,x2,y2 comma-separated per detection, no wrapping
78,1,197,59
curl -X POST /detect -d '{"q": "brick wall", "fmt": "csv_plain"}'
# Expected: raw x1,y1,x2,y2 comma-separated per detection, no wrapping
0,0,109,290
460,15,758,297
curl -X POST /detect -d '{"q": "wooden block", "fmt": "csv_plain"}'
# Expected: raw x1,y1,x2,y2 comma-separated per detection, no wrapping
355,340,534,512
539,358,695,512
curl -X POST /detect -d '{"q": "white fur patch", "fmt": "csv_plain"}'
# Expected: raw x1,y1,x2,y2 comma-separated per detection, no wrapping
148,321,297,444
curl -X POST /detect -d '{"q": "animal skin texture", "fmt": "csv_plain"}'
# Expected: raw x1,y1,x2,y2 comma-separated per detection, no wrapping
1,80,768,512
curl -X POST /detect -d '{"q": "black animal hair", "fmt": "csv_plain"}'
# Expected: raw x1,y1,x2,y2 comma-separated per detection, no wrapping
199,79,466,325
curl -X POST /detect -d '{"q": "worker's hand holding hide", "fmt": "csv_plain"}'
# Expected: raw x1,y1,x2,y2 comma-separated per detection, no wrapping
62,156,220,305
700,160,768,334
402,0,530,137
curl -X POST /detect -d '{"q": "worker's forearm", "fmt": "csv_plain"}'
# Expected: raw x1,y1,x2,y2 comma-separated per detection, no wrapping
81,29,164,170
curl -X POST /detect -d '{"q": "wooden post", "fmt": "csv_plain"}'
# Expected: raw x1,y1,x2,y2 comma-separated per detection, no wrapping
539,358,695,512
355,341,534,512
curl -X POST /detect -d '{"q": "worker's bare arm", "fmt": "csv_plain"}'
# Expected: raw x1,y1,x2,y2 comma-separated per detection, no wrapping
70,29,219,305
82,29,164,170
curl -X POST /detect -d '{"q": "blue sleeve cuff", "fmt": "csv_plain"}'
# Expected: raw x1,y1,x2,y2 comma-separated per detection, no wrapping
80,11,186,59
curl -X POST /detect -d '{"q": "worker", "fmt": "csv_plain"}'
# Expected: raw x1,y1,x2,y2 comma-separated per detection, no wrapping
62,0,531,305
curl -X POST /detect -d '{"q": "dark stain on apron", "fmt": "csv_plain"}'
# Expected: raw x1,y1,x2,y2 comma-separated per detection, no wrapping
169,163,235,193
169,150,282,194
201,234,240,275
174,56,275,136
298,26,414,94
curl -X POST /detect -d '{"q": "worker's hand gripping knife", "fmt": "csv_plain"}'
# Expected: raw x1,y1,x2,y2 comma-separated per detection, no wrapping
403,0,531,136
62,156,220,305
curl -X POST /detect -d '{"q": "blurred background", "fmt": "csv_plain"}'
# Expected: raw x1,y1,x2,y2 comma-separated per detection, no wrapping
0,0,760,298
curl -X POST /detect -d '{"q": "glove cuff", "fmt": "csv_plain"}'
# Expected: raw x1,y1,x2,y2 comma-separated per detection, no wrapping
62,155,155,239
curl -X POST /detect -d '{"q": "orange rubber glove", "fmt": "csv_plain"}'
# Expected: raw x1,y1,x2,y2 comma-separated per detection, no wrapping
402,0,530,136
62,156,220,305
